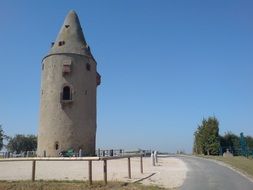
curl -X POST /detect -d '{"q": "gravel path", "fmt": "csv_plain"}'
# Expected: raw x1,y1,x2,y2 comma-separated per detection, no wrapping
0,157,187,189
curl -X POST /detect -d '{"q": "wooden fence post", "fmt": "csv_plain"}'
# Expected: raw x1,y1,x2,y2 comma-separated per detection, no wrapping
32,160,36,181
103,160,107,185
128,157,131,179
88,160,92,185
140,155,143,174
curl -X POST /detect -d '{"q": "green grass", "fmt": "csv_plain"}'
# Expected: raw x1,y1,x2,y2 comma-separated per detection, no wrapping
0,180,170,190
200,156,253,177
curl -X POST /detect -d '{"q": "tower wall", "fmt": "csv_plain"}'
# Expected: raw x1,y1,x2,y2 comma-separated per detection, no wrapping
37,53,97,157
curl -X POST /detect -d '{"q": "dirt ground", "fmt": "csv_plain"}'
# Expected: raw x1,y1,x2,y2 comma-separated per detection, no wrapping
0,156,187,189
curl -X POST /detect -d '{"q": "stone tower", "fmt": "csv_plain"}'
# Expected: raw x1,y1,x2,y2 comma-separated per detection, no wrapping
37,10,101,157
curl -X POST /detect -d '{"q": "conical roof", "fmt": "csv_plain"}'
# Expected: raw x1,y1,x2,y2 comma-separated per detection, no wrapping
49,10,92,56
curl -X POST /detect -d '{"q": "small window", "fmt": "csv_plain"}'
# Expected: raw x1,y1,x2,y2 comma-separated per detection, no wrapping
96,72,101,86
86,63,91,71
62,86,71,100
55,142,59,150
65,25,70,28
42,63,44,70
62,60,72,74
86,45,90,52
63,65,71,73
51,42,55,47
58,41,65,46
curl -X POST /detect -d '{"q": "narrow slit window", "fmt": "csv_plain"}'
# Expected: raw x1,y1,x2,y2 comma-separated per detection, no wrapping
86,63,91,71
55,142,59,150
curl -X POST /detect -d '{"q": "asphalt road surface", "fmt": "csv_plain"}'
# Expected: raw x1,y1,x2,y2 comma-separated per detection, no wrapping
178,156,253,190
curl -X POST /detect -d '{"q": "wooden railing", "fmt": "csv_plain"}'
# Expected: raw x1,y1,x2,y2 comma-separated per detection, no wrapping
0,154,144,185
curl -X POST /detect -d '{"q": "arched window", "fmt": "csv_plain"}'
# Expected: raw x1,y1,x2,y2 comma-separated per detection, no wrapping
62,86,71,100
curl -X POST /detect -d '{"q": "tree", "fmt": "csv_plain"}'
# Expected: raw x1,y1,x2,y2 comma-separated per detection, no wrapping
220,132,240,155
7,134,37,153
245,136,253,149
193,126,205,154
193,117,220,155
0,125,3,150
0,125,10,151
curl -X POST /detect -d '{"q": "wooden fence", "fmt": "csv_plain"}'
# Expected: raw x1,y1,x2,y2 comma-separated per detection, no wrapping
0,154,144,185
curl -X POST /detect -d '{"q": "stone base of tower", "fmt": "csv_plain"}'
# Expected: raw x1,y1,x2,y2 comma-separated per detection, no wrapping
37,143,96,157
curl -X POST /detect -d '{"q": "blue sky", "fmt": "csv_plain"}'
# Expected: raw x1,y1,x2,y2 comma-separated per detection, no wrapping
0,0,253,153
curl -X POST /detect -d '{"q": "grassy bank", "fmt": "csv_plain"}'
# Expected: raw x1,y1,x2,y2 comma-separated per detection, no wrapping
0,181,169,190
201,156,253,177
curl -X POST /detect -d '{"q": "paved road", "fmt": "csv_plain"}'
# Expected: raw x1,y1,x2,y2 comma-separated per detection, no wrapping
178,156,253,190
